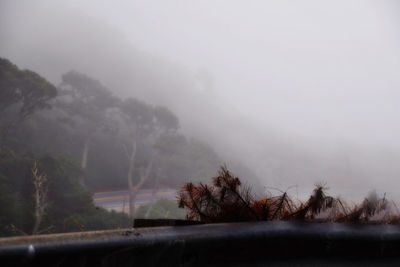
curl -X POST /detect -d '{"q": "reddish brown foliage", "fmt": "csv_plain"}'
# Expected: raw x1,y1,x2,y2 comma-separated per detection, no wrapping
178,167,258,223
178,167,398,224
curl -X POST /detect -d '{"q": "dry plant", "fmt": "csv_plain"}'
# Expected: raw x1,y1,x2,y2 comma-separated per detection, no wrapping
177,166,398,224
32,161,48,234
178,166,258,223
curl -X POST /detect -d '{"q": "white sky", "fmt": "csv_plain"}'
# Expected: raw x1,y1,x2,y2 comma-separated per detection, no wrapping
65,0,400,147
2,0,400,194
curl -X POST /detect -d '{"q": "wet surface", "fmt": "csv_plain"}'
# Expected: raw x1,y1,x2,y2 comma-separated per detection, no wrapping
93,188,177,211
1,221,400,266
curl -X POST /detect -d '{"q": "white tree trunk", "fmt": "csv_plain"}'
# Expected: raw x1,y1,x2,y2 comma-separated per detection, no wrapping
125,135,155,220
32,162,48,235
32,187,42,234
127,138,137,219
79,137,90,186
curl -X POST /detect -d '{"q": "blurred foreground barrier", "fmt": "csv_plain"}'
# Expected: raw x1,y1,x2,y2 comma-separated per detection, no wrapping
1,221,400,266
133,218,205,228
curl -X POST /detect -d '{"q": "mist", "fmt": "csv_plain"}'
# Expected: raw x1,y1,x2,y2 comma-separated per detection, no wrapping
2,0,400,200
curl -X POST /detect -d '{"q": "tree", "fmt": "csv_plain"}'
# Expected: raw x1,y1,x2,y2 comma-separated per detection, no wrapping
119,98,157,219
0,173,18,236
154,106,179,133
154,135,220,187
0,58,57,118
31,161,48,234
57,71,119,185
0,58,57,138
113,98,183,219
0,151,130,236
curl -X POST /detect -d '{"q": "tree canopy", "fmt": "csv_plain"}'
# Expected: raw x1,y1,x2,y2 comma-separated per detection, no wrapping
0,58,259,236
0,58,57,120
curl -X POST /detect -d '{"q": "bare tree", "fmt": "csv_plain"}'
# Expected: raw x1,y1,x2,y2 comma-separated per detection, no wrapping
120,98,178,220
79,133,91,186
124,137,155,219
125,138,137,218
31,161,48,235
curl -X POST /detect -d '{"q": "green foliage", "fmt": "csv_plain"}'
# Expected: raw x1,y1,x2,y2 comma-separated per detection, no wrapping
59,71,120,120
0,174,19,236
1,65,227,191
155,134,220,186
0,59,259,236
0,151,129,236
135,199,186,220
154,106,179,132
0,58,57,119
122,98,154,127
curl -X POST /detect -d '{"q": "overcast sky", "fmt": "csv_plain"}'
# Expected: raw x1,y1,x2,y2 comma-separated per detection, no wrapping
2,0,400,197
60,0,400,147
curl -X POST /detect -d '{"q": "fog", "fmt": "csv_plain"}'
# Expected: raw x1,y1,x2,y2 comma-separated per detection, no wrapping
2,0,400,200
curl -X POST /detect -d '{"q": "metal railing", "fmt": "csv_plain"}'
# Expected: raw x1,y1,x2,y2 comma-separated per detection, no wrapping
1,221,400,266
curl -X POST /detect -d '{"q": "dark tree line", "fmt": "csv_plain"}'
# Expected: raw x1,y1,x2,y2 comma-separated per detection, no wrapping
1,57,258,235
